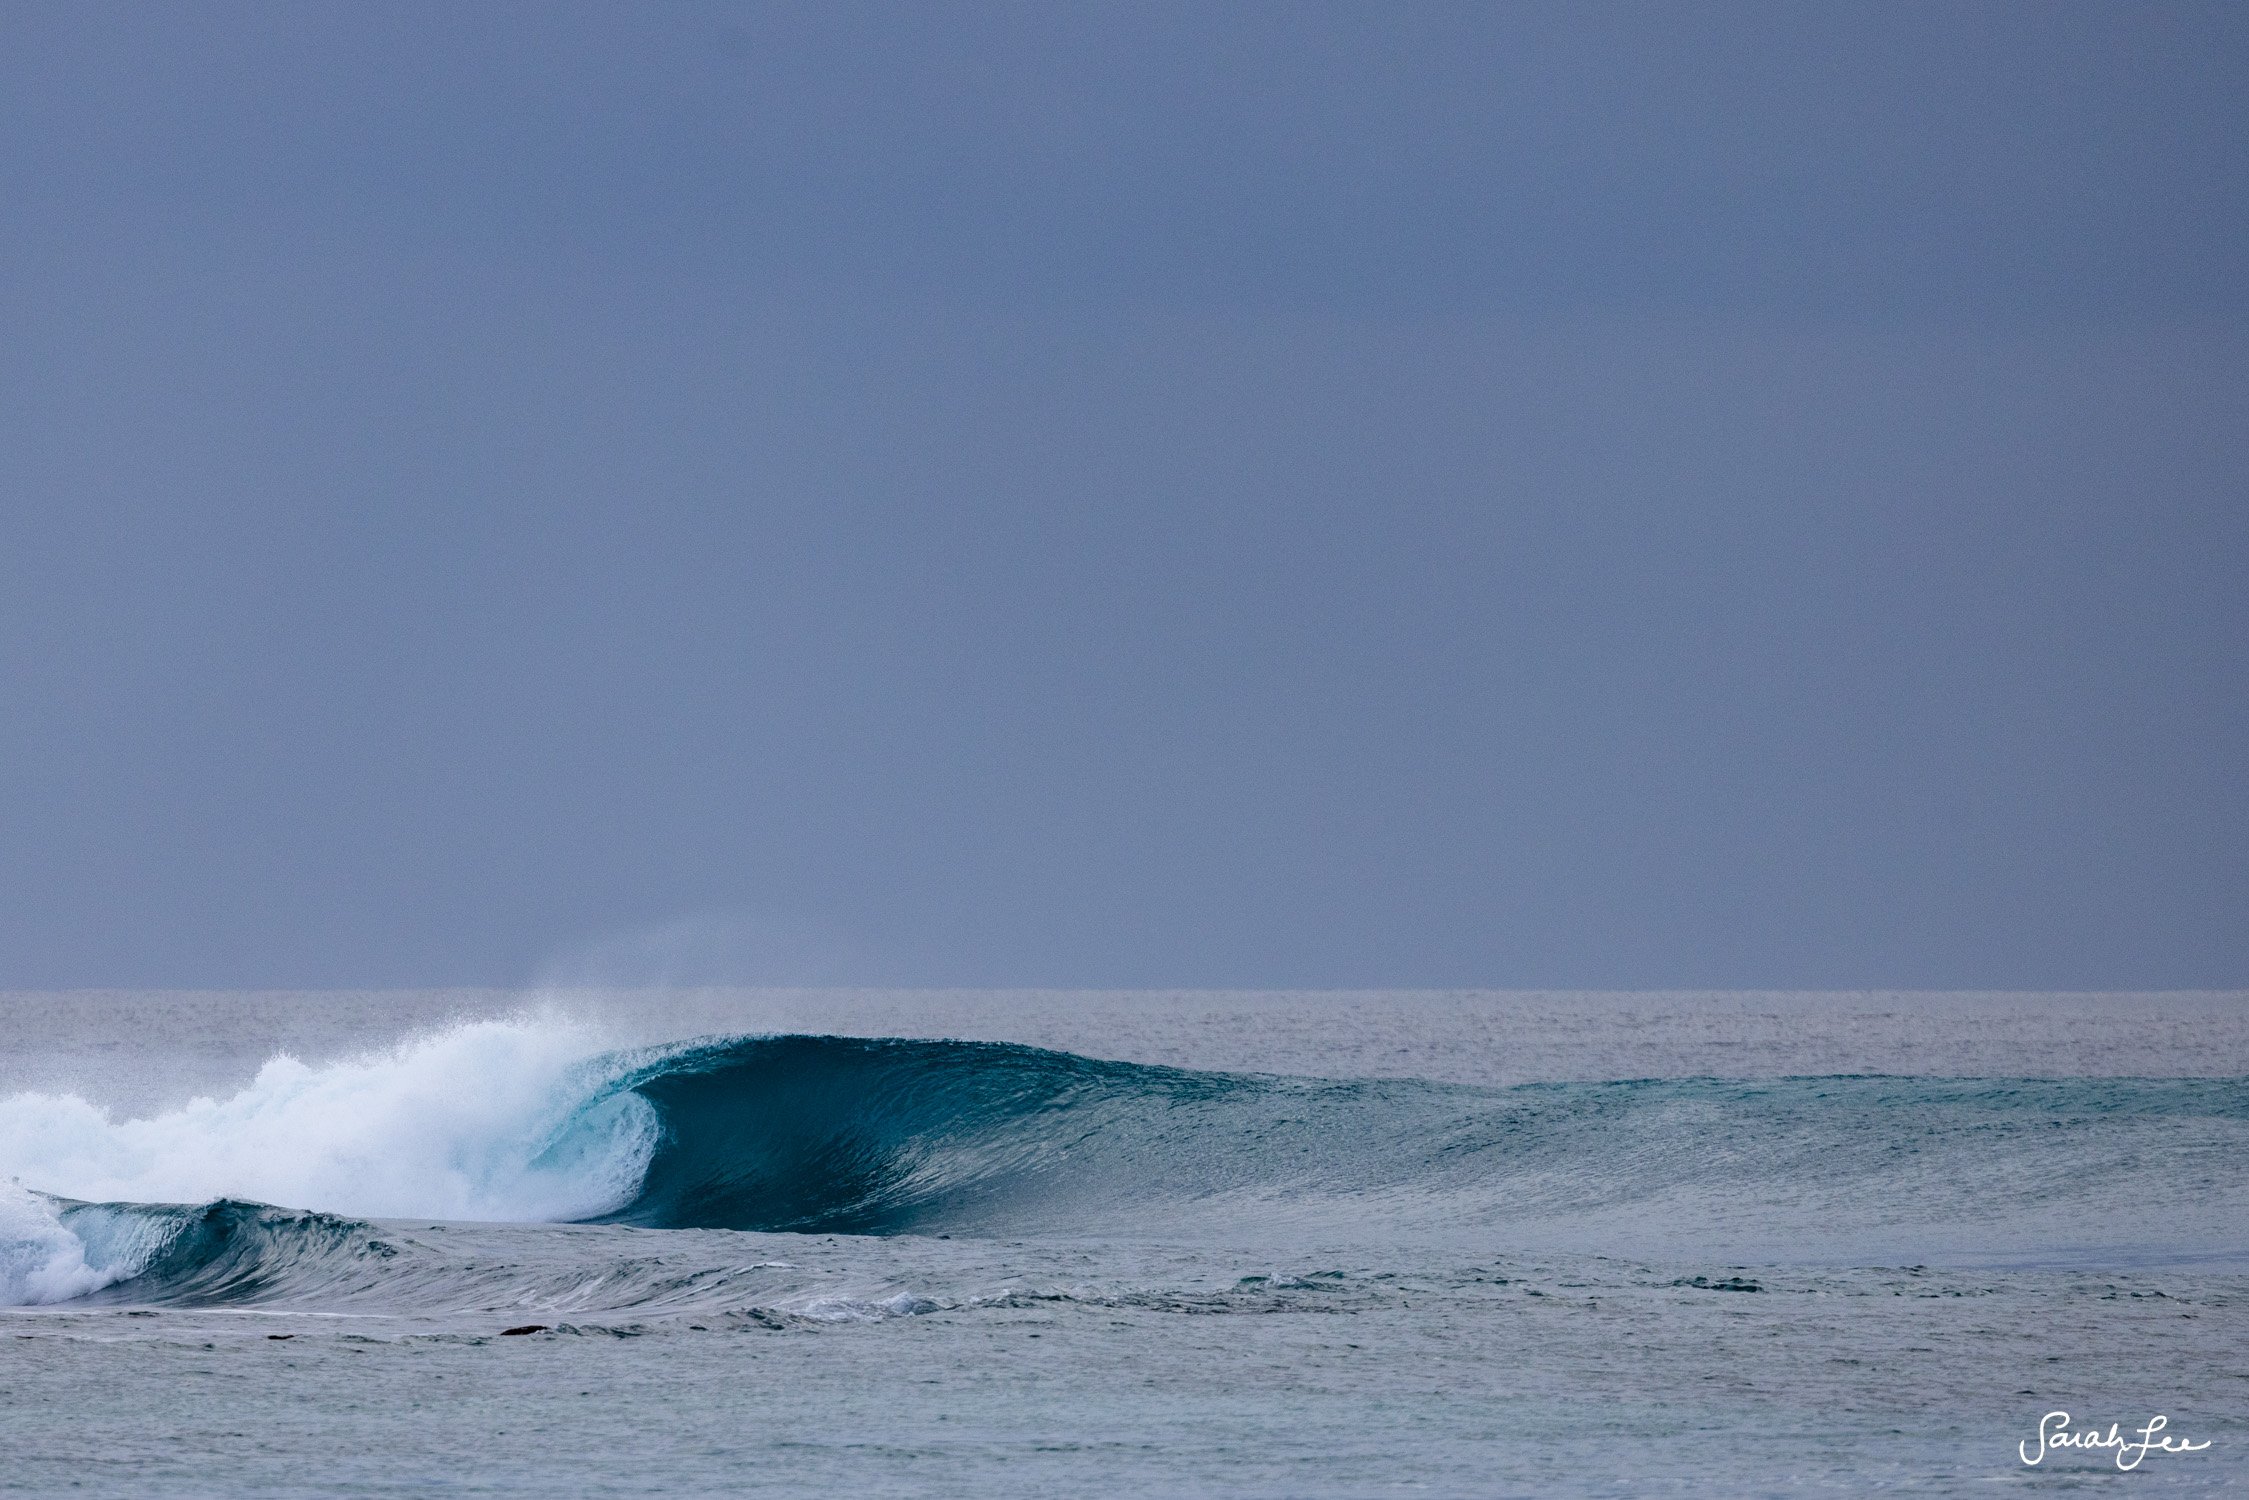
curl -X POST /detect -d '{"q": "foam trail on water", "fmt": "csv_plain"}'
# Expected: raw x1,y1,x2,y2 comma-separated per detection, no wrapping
0,1018,658,1225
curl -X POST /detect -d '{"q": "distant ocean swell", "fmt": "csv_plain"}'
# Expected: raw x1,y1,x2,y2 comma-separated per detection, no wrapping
4,1020,2245,1306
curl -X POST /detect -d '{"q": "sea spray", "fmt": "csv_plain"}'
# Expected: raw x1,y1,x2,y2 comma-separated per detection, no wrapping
0,1018,660,1224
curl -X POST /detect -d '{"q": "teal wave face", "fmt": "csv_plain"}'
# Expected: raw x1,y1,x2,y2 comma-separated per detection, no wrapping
581,1036,2249,1258
599,1036,1219,1233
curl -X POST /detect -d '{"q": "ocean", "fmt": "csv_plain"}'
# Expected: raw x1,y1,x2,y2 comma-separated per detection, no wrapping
2,989,2243,1496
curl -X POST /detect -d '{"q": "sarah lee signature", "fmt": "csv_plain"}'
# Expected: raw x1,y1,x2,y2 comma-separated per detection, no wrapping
2021,1411,2211,1470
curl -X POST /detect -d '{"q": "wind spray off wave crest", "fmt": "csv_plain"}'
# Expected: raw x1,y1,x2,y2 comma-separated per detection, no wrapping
0,1018,661,1225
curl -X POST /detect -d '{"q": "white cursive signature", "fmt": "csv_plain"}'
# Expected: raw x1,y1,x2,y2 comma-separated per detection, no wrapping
2020,1411,2211,1470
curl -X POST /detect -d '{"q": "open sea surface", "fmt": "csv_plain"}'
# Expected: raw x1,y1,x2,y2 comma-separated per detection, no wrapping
3,989,2244,1496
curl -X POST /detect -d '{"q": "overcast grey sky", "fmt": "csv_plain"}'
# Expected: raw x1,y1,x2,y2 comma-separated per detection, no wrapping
1,1,2243,988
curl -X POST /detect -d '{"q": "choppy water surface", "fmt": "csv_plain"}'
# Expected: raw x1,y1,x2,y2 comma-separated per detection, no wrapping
3,990,2244,1496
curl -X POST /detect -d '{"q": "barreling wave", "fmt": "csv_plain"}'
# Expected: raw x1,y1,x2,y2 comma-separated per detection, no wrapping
598,1034,1264,1233
5,1019,2247,1306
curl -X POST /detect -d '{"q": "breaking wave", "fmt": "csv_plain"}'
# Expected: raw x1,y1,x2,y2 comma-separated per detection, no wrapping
4,1018,2246,1306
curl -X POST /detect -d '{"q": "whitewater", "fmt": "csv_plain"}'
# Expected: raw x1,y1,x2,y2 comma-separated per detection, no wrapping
4,989,2245,1496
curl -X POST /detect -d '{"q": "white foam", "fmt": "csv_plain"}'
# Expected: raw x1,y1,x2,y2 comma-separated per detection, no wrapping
790,1289,944,1322
0,1183,117,1305
0,1017,659,1230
